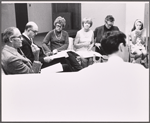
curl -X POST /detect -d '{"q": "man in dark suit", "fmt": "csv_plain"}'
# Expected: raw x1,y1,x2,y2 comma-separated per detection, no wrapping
94,15,120,55
20,21,83,71
1,27,42,74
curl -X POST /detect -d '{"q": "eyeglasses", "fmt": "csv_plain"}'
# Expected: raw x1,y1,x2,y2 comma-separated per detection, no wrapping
56,24,62,28
30,29,38,34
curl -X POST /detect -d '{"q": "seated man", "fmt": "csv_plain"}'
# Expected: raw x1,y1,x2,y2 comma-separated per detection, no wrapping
94,15,119,62
21,21,82,72
1,27,42,74
79,31,147,74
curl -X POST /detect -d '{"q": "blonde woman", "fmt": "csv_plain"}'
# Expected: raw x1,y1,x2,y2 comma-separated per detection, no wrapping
74,17,97,67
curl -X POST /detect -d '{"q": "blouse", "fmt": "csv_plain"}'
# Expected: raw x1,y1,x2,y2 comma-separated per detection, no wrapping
42,29,69,52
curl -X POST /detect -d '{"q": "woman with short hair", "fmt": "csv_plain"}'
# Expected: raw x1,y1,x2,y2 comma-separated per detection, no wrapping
74,17,99,67
42,16,83,71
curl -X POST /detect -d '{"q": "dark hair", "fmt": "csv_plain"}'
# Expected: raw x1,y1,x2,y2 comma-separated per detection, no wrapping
101,31,126,55
131,19,144,31
3,27,16,43
105,15,115,22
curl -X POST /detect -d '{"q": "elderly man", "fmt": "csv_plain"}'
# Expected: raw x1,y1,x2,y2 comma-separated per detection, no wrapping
20,21,82,71
1,27,42,74
94,15,120,56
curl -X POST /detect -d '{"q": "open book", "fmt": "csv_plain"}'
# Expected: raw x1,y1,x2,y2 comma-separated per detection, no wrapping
75,50,102,58
50,50,69,60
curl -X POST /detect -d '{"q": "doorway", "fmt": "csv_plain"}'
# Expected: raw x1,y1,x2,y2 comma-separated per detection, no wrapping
15,3,28,33
52,3,81,38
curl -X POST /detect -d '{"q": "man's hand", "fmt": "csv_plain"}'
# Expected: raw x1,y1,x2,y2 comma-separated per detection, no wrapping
95,43,101,49
44,56,53,63
45,52,53,56
31,44,40,61
52,49,58,55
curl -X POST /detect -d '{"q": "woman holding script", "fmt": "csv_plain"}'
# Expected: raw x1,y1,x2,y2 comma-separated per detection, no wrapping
42,16,83,71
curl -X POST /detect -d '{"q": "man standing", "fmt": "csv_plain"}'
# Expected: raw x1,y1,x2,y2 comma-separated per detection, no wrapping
94,15,120,55
1,27,42,74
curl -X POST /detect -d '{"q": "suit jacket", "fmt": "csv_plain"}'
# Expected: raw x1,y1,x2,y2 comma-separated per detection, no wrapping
1,45,42,74
94,25,120,43
21,34,45,63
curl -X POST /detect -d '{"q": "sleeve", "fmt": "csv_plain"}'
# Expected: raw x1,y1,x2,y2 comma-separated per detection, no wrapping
140,29,146,45
130,31,137,45
74,31,81,49
116,26,120,31
94,28,98,39
56,31,69,51
8,57,42,74
21,41,34,63
42,31,52,53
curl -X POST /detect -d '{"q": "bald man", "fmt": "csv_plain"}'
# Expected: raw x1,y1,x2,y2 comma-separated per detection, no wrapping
20,21,81,71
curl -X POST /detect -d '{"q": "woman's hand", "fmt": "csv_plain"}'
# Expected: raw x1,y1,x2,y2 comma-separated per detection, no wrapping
45,52,53,56
44,56,53,63
95,43,101,49
52,49,58,55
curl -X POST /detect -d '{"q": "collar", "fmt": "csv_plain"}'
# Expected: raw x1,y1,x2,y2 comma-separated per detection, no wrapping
3,45,32,63
104,24,113,30
22,33,33,44
22,33,30,40
108,55,124,63
3,45,18,56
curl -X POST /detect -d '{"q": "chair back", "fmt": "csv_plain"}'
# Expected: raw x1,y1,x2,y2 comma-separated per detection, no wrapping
67,37,74,50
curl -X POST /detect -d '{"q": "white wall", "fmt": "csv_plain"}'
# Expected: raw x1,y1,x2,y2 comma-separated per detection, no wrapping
27,3,53,33
125,2,146,38
1,3,16,32
81,2,126,33
81,2,148,38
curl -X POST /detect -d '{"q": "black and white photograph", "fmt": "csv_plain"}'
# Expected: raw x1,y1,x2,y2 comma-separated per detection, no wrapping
1,1,149,122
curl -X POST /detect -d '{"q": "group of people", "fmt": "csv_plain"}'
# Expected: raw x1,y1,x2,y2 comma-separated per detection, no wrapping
1,15,148,74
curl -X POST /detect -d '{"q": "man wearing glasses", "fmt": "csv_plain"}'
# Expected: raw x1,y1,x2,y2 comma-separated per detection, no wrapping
94,15,120,56
20,21,78,72
1,27,42,74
